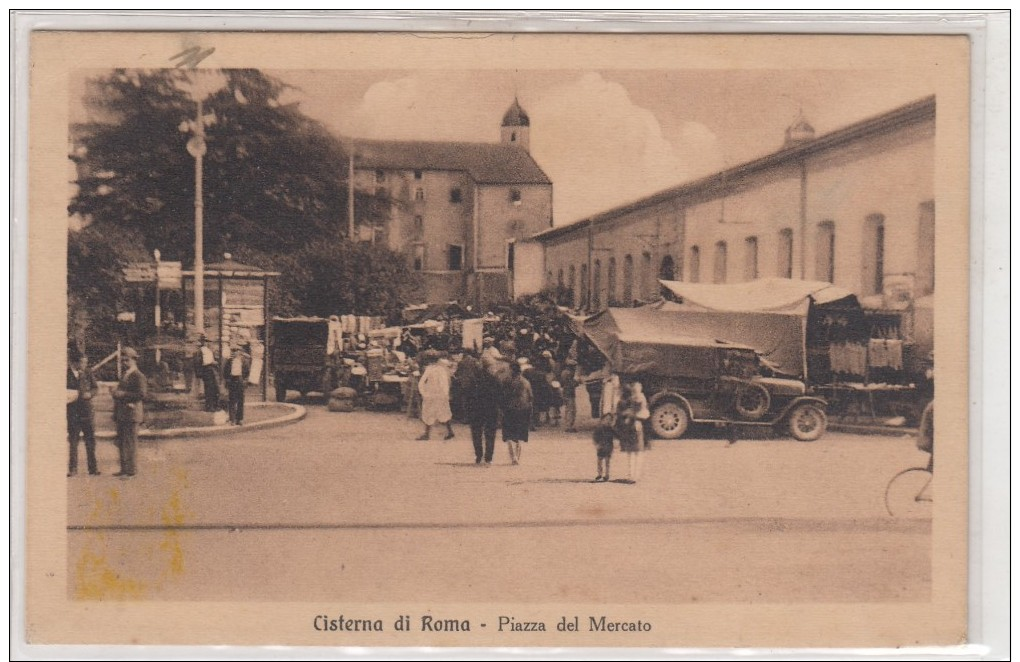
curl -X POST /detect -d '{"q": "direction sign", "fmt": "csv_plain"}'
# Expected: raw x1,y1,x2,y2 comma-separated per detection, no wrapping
123,261,183,289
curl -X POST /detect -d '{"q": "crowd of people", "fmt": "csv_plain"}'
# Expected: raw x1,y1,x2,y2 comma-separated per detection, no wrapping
406,331,653,484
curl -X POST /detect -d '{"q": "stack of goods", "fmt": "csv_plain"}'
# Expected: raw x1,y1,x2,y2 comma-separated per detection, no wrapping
327,386,358,413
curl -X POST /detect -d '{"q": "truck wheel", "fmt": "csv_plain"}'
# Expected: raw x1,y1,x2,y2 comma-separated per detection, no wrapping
787,403,827,441
650,400,689,440
734,383,770,420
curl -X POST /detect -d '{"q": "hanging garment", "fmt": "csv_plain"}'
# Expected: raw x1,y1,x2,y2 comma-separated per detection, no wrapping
828,344,845,374
327,319,344,356
850,343,868,376
868,339,904,370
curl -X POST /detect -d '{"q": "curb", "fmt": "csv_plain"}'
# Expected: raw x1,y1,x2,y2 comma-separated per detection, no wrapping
94,402,307,441
829,423,917,437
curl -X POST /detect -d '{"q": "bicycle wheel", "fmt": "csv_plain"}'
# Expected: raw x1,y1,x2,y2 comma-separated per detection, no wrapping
885,467,933,518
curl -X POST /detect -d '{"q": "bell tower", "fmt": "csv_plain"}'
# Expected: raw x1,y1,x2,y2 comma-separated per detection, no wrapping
500,97,530,152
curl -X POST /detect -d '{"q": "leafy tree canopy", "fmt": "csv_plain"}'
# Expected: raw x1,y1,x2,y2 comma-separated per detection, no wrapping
68,68,420,340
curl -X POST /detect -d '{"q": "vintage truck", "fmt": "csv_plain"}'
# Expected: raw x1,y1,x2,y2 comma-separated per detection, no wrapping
581,307,828,441
270,317,344,402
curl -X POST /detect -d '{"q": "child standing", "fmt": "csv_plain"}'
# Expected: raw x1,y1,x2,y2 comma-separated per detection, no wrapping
592,413,617,482
631,381,651,450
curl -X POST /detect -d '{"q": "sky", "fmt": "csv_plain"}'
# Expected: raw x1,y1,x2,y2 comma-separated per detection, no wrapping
70,67,937,228
275,68,937,226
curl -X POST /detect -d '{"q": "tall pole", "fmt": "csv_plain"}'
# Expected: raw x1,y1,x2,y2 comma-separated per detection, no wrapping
587,220,594,312
799,160,808,279
193,97,206,335
154,249,161,364
348,147,355,239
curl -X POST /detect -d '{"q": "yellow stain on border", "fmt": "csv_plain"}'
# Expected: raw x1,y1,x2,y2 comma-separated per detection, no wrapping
72,468,193,599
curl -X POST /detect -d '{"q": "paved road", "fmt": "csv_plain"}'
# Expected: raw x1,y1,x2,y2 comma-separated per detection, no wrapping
67,404,931,602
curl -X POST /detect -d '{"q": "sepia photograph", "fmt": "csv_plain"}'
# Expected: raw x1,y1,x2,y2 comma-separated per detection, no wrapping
23,28,973,649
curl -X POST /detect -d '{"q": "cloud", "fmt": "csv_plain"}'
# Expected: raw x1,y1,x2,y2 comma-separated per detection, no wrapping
340,74,498,143
326,71,721,224
529,72,714,223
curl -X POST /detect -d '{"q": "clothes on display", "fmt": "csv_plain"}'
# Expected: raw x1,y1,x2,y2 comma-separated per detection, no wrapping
828,342,868,377
867,338,904,370
327,317,344,355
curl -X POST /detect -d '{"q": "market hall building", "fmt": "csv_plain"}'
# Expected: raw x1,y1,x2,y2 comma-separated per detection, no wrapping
349,98,553,310
520,96,936,321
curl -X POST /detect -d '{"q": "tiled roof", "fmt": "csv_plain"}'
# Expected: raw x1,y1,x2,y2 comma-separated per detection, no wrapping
353,139,551,185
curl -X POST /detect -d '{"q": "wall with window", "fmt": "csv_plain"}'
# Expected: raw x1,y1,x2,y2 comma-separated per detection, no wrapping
475,184,553,270
540,198,682,309
357,168,475,275
683,166,801,284
532,103,935,306
805,119,934,296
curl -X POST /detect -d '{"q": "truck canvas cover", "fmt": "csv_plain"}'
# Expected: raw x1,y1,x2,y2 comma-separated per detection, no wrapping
655,278,861,378
581,307,755,379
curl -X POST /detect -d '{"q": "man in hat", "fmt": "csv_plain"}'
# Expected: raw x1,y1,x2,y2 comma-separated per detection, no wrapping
223,342,252,425
480,336,502,361
67,345,100,476
112,347,147,477
193,335,219,412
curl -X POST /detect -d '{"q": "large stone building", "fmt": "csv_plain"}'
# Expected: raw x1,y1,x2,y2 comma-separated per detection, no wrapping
523,96,936,315
350,99,552,309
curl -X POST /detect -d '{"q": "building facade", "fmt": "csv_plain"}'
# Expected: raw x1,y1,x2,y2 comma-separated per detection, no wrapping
524,96,936,314
351,99,553,309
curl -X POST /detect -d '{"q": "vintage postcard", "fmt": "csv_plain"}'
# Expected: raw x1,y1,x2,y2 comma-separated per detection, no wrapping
24,28,970,649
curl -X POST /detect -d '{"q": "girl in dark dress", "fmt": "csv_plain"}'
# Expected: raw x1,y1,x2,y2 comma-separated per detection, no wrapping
502,362,533,465
615,393,641,483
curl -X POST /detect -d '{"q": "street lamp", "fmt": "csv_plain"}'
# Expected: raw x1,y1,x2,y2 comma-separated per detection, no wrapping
175,70,227,338
154,248,161,364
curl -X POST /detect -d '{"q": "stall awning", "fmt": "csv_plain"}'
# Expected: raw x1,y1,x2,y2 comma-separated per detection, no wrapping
658,278,856,316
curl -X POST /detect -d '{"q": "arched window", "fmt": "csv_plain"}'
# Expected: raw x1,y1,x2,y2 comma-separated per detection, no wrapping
568,265,576,294
579,264,588,309
713,241,728,284
688,246,701,283
816,221,836,283
659,255,676,281
623,255,634,305
863,214,885,295
607,257,617,306
778,228,794,278
641,252,652,299
557,268,564,289
593,260,602,310
744,236,759,281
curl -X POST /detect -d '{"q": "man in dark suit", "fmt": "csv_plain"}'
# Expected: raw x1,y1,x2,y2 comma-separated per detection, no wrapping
112,347,147,478
193,335,219,412
67,347,100,477
222,342,252,425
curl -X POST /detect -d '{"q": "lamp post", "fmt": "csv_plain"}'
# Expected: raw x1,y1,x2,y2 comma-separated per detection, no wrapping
186,106,208,336
154,248,161,364
176,70,226,339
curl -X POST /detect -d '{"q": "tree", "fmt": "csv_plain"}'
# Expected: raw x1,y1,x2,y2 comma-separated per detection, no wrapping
278,239,423,321
69,68,357,261
66,223,148,350
68,68,418,336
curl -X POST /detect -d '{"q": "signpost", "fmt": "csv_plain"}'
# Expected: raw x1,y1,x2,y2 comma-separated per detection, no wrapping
124,261,182,288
